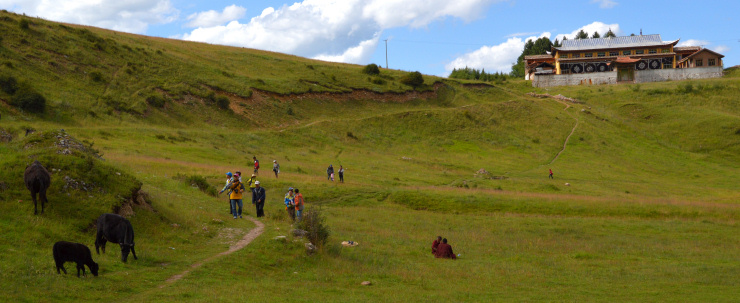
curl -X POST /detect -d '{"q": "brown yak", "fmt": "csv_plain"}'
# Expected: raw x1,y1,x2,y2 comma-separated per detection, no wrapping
24,160,51,215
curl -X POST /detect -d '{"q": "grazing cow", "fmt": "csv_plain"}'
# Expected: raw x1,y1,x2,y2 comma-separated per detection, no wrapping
52,241,99,277
24,160,51,215
95,213,138,262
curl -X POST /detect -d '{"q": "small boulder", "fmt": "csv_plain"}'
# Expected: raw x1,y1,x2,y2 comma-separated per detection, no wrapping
305,242,316,254
565,183,570,186
292,229,308,237
361,281,372,286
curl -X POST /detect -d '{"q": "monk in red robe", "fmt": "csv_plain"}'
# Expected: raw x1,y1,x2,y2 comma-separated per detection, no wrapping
432,236,441,254
435,238,456,259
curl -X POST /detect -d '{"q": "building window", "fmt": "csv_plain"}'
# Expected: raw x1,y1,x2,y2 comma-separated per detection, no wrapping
597,52,605,57
573,53,581,58
649,49,657,54
560,53,568,59
609,51,618,56
635,50,644,55
662,49,670,53
584,53,593,58
709,59,715,66
663,63,672,69
623,50,631,55
696,59,703,67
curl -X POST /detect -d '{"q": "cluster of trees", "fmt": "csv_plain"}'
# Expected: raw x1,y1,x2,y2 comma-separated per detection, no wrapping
448,67,510,82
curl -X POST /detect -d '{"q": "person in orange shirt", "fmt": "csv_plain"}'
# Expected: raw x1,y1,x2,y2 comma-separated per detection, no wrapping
294,188,305,222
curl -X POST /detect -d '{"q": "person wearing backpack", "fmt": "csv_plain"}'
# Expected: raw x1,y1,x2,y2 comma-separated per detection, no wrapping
272,160,280,178
253,181,266,217
220,175,244,219
294,188,304,222
223,172,233,214
284,187,295,222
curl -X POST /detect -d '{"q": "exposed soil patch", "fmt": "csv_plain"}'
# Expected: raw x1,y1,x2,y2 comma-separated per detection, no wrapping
114,189,154,218
159,216,265,288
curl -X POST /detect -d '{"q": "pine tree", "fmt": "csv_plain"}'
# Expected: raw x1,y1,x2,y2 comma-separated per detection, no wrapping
553,38,560,47
604,28,616,38
592,31,601,39
575,30,589,39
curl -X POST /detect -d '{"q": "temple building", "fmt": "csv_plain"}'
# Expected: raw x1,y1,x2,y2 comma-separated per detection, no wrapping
524,34,725,87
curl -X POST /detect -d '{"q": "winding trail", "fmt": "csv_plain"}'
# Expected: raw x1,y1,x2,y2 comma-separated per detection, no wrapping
158,216,265,289
548,98,579,165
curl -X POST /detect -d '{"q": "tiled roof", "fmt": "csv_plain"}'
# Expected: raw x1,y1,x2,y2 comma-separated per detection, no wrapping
524,54,554,60
674,46,701,52
683,48,725,60
555,34,678,51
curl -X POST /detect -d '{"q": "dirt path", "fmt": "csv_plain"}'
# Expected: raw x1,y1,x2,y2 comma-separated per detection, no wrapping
158,216,265,288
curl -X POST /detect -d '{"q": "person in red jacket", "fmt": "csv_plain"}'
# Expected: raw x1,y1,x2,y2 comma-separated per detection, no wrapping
435,238,456,259
432,236,441,254
253,156,260,174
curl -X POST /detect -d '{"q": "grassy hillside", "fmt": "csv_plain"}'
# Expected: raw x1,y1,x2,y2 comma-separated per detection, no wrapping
1,11,739,302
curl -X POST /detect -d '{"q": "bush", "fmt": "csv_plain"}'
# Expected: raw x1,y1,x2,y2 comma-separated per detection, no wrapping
89,71,103,82
400,71,424,88
11,84,45,113
175,174,218,197
19,19,29,29
216,96,230,110
146,95,166,108
362,64,380,75
0,75,18,94
296,207,330,247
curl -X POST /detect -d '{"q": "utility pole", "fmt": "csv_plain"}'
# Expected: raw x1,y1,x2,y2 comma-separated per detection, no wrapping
384,39,388,69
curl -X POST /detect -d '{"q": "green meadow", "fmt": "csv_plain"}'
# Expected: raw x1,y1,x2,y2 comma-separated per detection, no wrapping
1,11,739,302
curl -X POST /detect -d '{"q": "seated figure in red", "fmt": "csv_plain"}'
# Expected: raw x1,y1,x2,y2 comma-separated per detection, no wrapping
432,236,441,254
434,238,456,259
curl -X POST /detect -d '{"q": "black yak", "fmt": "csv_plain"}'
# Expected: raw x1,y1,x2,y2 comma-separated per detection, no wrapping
53,241,99,277
95,213,138,262
24,160,51,215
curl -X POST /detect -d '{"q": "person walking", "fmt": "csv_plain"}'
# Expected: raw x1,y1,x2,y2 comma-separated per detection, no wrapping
253,181,266,217
549,168,554,179
246,173,257,196
284,187,295,222
253,156,260,175
272,160,280,178
338,165,344,183
327,164,334,181
224,172,234,214
294,188,304,222
219,174,245,219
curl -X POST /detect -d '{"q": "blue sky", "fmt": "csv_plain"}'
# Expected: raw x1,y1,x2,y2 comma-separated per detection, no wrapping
2,0,737,77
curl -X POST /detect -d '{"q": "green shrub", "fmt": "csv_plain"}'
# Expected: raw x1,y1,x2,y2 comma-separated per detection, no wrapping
370,77,386,85
0,75,18,94
89,71,103,82
146,95,166,108
19,19,28,29
400,71,424,88
296,207,330,247
216,96,230,110
11,84,45,113
362,64,380,75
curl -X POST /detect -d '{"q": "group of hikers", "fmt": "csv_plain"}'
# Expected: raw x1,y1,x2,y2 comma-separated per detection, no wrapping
219,157,341,221
326,164,344,182
219,171,265,219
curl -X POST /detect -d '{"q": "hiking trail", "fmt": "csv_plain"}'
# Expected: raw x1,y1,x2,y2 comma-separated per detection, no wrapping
158,216,265,288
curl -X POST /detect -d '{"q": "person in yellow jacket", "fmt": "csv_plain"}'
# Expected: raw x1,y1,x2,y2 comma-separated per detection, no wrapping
220,175,245,219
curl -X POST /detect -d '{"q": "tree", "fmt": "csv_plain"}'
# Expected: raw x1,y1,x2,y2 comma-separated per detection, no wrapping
553,38,560,47
575,30,589,39
604,29,617,38
630,33,636,36
400,71,424,88
592,31,601,39
510,36,553,78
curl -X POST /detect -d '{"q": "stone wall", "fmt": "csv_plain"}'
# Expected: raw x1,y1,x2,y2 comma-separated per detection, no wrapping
532,72,616,88
532,67,724,88
634,66,723,83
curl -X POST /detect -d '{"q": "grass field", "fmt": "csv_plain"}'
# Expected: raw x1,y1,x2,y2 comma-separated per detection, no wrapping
1,11,739,302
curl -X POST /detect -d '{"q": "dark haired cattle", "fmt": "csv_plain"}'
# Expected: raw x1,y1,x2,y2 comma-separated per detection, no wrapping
53,241,99,277
95,213,138,262
24,160,51,215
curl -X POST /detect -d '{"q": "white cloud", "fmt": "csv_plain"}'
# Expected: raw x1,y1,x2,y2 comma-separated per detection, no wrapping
713,45,730,54
444,33,551,74
0,0,178,34
678,39,709,47
591,0,618,9
182,0,502,64
505,32,541,38
185,4,246,28
554,21,620,41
